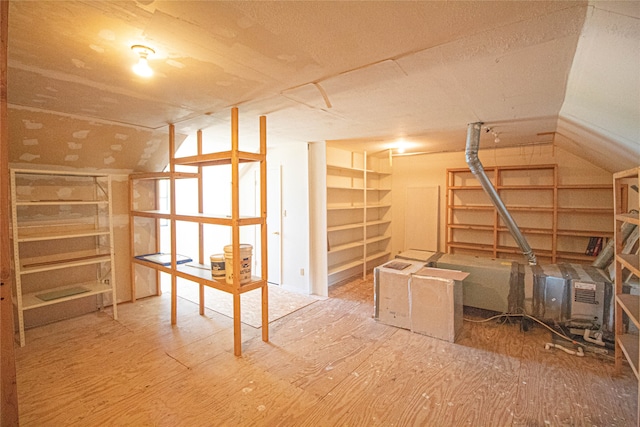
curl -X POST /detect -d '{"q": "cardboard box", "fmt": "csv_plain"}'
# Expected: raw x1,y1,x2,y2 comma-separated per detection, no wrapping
374,259,425,329
410,267,469,342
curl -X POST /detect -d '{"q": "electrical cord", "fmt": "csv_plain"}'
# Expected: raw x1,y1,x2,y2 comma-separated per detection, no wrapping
463,312,582,347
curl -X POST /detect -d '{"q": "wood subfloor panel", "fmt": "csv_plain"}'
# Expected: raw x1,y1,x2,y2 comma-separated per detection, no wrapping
14,277,638,426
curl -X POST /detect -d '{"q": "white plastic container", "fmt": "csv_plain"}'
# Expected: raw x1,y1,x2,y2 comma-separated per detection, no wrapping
209,254,225,279
223,244,253,285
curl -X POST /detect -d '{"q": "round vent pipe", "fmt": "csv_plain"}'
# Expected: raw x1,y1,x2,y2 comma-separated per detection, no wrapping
465,122,538,265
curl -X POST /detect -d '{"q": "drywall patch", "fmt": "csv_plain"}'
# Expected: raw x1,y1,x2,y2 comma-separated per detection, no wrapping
20,153,40,162
23,138,38,146
111,144,123,151
45,86,58,92
114,134,128,140
65,154,79,162
68,142,83,150
104,156,116,165
73,130,90,139
90,44,104,53
71,59,88,69
23,120,43,129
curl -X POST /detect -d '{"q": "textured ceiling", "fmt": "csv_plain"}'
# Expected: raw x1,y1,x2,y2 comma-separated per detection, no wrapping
6,1,640,172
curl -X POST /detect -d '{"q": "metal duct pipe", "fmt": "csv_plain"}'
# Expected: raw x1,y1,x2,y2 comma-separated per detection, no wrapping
465,122,538,265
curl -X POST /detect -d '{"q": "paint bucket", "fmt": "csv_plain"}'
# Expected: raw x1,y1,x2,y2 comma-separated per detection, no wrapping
209,254,225,279
223,244,253,285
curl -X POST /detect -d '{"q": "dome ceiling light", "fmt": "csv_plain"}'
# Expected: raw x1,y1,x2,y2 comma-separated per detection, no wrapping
131,44,155,78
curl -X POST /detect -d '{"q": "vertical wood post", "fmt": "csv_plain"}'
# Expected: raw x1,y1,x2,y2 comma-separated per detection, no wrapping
1,0,20,424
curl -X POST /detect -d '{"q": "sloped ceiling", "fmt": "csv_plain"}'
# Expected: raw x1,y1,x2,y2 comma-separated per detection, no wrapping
6,1,639,173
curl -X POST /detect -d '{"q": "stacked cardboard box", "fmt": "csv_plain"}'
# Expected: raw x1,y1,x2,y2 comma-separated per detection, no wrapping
374,260,469,342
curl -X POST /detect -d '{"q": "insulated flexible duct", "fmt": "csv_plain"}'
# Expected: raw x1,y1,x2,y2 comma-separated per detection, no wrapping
465,122,538,265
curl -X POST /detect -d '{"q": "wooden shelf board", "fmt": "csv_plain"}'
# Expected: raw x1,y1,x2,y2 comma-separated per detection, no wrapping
448,205,495,210
130,209,171,219
617,294,640,329
328,241,364,253
328,259,363,276
558,184,612,190
617,212,640,225
557,207,613,214
326,164,365,173
497,226,553,235
16,200,108,206
129,172,172,180
366,250,391,262
20,252,112,274
617,254,640,276
328,204,364,210
617,333,640,380
175,263,266,294
327,185,365,191
173,150,264,167
172,213,263,226
17,227,110,242
20,281,112,311
328,223,363,232
448,224,494,231
366,219,391,227
448,186,485,190
12,168,109,178
556,229,613,238
497,185,554,190
366,235,391,244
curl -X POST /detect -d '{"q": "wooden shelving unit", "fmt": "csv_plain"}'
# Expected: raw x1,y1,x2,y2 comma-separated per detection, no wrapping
613,166,640,423
446,164,613,264
129,108,268,356
10,169,117,346
326,147,391,286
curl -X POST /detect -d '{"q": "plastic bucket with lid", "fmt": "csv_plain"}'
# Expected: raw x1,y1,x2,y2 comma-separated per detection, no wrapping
209,254,225,279
223,244,253,284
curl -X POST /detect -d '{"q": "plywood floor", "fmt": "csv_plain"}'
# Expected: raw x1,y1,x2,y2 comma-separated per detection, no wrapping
14,276,638,426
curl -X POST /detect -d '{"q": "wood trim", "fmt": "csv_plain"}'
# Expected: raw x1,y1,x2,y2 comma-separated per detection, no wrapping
1,0,20,423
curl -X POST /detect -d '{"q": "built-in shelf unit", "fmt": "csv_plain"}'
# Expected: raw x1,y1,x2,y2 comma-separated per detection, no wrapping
326,146,391,285
446,164,614,264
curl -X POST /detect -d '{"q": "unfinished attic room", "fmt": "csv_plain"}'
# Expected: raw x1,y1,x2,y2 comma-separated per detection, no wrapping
2,0,640,425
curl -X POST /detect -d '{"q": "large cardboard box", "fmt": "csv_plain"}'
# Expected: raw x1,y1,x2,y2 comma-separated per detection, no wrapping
375,262,469,343
374,259,425,329
410,267,469,342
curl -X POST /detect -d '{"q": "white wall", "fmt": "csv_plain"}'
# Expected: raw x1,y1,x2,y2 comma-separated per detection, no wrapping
268,142,312,295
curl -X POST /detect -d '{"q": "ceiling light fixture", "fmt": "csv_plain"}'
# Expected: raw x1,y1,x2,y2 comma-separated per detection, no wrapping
131,44,155,78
